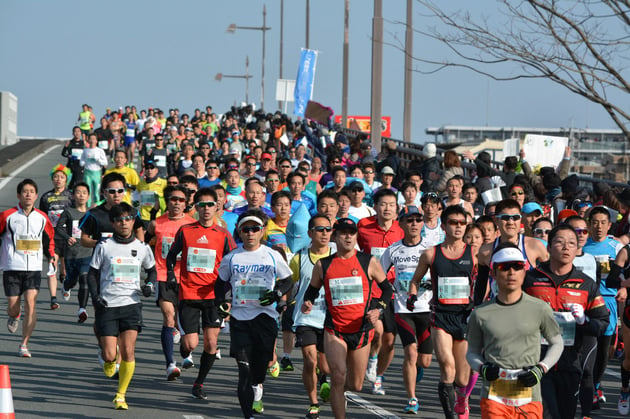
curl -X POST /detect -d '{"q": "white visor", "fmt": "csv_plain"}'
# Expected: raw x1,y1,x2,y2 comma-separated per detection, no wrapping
237,216,264,229
491,247,526,265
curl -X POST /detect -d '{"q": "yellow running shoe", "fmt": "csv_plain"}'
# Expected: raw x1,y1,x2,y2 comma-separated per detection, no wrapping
252,400,264,413
113,393,128,410
267,361,280,378
103,361,117,378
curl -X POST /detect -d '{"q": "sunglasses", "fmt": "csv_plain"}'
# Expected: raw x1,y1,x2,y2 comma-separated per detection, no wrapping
533,228,552,235
106,188,125,195
113,215,135,222
196,201,216,208
269,150,277,153
351,188,363,193
167,181,179,186
246,163,257,167
511,190,525,196
227,166,238,170
574,228,589,235
169,196,186,203
495,261,525,272
185,188,198,194
267,179,280,182
311,226,333,232
405,217,423,224
496,214,522,222
365,171,374,174
280,165,292,169
240,225,263,234
447,219,467,226
207,166,219,170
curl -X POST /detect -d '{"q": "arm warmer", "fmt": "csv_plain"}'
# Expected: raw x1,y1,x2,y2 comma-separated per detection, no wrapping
377,279,393,303
303,284,321,304
145,266,157,286
274,276,294,297
607,263,623,289
473,265,490,306
466,350,485,374
540,334,563,371
214,278,232,303
87,267,101,298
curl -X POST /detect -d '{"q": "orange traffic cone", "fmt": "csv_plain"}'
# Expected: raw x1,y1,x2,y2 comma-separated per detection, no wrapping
0,365,14,419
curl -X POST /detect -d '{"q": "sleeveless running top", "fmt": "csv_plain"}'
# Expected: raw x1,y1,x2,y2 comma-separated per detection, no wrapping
421,218,445,248
153,214,196,282
431,244,474,312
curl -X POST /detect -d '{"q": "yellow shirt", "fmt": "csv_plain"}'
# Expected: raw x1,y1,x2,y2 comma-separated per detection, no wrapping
104,166,140,204
135,178,168,220
289,249,331,283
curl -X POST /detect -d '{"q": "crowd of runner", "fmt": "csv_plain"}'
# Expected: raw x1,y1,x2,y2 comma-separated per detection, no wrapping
3,102,630,418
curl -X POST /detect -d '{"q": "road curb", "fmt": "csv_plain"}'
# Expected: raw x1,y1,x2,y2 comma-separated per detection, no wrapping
0,140,63,177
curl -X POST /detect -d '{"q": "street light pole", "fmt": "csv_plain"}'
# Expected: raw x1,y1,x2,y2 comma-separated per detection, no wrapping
226,7,271,111
305,0,310,49
342,0,349,127
370,0,383,151
214,56,253,104
403,0,413,142
278,0,284,110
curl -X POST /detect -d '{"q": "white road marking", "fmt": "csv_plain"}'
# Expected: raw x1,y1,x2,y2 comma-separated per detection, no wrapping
345,391,402,419
0,144,60,190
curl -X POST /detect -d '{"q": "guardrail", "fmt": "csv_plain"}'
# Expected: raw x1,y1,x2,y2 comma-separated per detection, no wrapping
335,127,630,190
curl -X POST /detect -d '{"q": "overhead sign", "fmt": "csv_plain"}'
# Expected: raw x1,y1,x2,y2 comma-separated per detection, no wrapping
334,115,392,138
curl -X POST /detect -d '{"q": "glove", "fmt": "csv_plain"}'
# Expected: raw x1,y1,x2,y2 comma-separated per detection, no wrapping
141,282,154,297
406,294,418,311
420,278,432,290
166,271,178,293
567,303,586,325
93,295,108,310
275,299,288,314
260,289,282,306
217,302,231,319
517,365,545,387
479,363,500,381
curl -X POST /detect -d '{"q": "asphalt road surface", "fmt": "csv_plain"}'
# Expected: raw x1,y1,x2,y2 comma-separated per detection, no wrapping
0,144,621,418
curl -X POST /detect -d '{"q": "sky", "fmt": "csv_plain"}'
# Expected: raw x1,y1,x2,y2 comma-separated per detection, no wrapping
1,0,627,143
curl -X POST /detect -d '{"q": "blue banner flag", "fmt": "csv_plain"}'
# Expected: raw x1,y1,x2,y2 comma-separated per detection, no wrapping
293,49,318,117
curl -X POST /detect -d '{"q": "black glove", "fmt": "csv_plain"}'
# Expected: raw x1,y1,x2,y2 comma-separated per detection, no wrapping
166,271,178,292
217,302,231,319
275,299,288,314
141,282,154,297
517,365,545,387
406,294,418,311
260,289,282,306
420,278,432,290
93,295,108,310
479,363,501,381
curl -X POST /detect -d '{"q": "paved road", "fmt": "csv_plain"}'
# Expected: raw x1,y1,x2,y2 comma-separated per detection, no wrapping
0,145,622,418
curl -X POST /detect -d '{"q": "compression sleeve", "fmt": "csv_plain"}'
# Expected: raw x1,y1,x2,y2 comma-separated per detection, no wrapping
87,267,101,298
473,265,490,306
166,229,184,272
274,276,294,296
607,264,623,289
377,279,393,303
303,285,320,304
539,334,563,372
145,266,157,286
214,278,232,303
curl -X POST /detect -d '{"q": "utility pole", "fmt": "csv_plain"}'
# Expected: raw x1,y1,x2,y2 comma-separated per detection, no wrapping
403,0,413,142
342,0,349,127
370,0,383,150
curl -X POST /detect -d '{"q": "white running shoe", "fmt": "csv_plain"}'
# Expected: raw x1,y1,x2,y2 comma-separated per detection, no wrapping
166,364,181,381
619,392,630,415
7,316,19,334
366,357,377,383
62,288,71,301
182,355,194,369
78,308,88,323
19,344,31,358
173,329,181,345
216,349,222,360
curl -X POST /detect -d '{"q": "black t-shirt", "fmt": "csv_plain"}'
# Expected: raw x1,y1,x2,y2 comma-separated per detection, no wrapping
79,204,143,242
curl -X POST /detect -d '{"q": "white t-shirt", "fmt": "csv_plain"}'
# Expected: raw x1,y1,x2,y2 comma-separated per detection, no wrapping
348,203,376,221
380,239,432,313
218,245,293,321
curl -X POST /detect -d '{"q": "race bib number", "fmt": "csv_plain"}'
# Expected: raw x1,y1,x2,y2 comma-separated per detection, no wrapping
71,148,83,159
542,311,575,346
16,234,41,255
329,276,364,307
186,247,216,274
488,368,533,407
437,276,469,305
111,257,140,284
98,140,109,149
234,277,267,305
72,220,82,239
371,247,386,262
140,190,156,207
154,154,167,167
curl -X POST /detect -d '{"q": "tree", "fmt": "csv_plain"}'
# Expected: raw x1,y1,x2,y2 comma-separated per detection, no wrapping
393,1,630,138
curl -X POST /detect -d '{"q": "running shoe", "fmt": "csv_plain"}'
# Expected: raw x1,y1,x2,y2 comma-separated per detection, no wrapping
78,308,88,323
597,388,607,403
252,400,264,413
172,329,181,345
7,315,20,334
372,376,385,395
18,344,31,358
50,298,60,310
216,349,221,360
619,391,630,415
113,393,128,410
62,288,71,301
366,356,377,383
166,364,181,381
616,343,625,360
305,404,320,419
404,397,419,414
192,384,207,400
268,361,280,378
319,381,331,403
280,356,294,371
182,355,194,369
103,361,117,378
454,391,469,419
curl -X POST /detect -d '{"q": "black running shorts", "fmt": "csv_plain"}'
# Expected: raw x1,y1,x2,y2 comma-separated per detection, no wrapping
95,303,143,336
178,299,221,334
3,271,41,297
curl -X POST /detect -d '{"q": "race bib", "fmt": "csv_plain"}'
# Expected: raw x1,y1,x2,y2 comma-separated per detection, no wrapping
71,148,83,159
140,190,156,207
186,247,216,274
98,140,109,149
72,220,82,239
329,276,364,307
16,234,41,255
234,277,267,305
371,247,386,262
111,257,140,284
125,128,135,138
437,276,469,305
594,255,611,279
49,209,63,227
154,154,167,167
542,311,575,346
488,368,533,407
397,271,414,294
161,236,174,259
101,232,113,239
